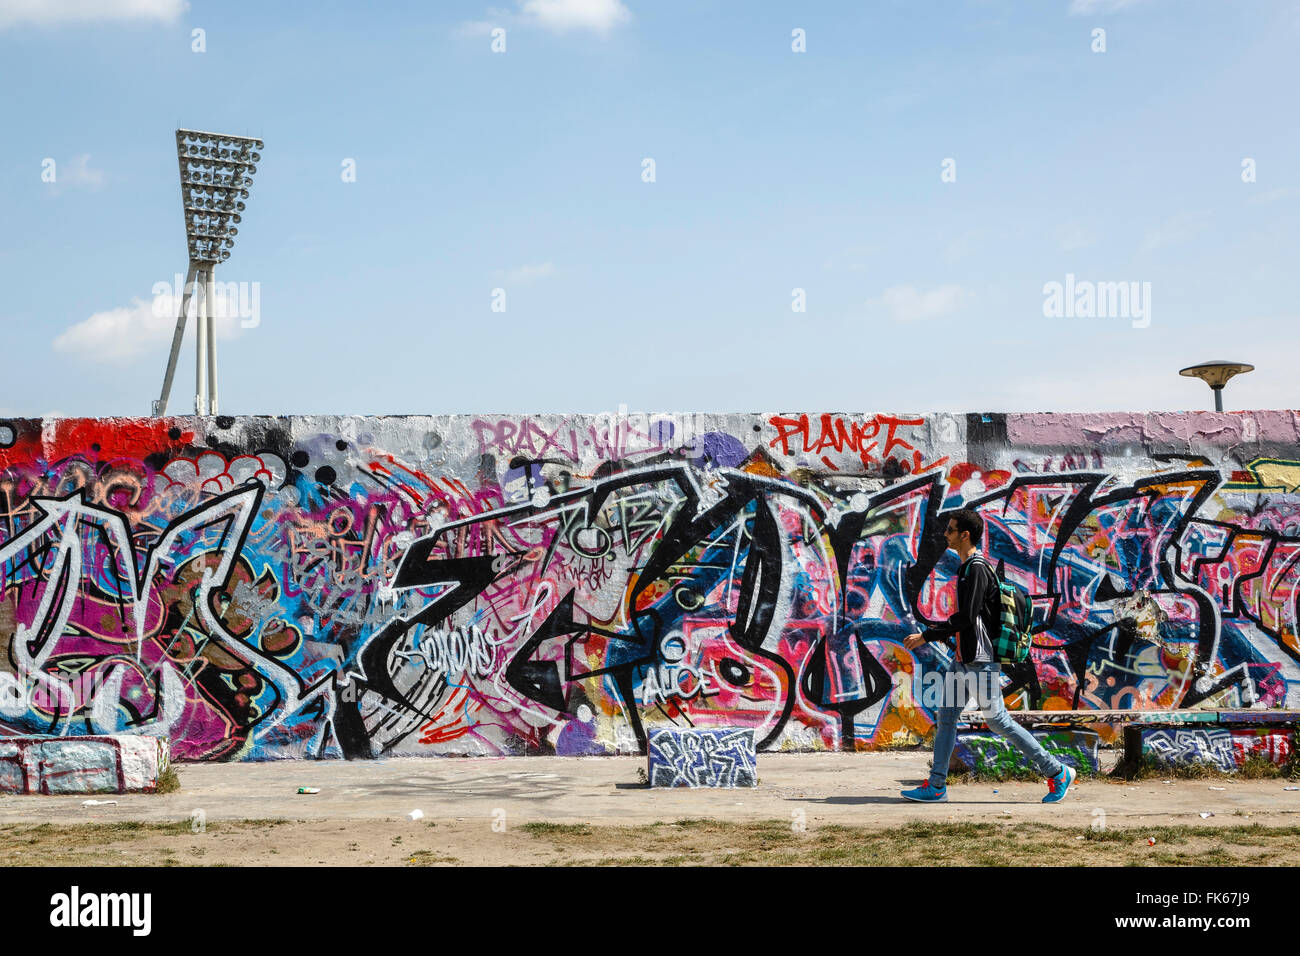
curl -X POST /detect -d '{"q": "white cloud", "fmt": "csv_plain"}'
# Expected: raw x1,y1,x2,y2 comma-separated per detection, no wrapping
53,290,245,363
1139,211,1210,253
0,0,186,29
460,0,630,36
1068,0,1149,15
497,262,555,284
873,284,970,322
520,0,630,33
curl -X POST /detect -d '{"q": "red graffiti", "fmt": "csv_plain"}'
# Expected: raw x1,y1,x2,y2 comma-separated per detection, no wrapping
0,419,192,471
766,413,945,473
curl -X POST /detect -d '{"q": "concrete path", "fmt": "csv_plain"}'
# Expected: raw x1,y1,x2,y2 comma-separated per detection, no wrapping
2,752,1298,829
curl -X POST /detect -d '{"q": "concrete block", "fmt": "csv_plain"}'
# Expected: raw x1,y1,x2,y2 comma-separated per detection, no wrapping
647,728,757,788
1139,726,1294,771
951,729,1100,774
0,736,170,794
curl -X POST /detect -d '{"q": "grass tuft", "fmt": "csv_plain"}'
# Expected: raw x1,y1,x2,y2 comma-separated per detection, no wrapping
154,765,181,794
518,822,593,837
1110,753,1300,782
406,850,460,866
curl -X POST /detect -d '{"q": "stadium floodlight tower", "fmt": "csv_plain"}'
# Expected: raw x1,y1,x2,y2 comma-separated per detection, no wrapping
152,128,263,417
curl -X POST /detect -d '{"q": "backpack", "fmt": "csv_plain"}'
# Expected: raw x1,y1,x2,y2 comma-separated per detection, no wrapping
968,556,1033,664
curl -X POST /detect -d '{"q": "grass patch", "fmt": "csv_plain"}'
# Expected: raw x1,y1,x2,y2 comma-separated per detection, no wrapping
518,822,593,837
154,765,181,794
9,817,1300,867
1110,753,1300,782
90,820,194,836
563,819,1300,866
406,850,460,866
950,765,1044,783
583,855,658,867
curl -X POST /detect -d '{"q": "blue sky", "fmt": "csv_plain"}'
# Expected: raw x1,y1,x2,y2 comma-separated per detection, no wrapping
1,0,1297,417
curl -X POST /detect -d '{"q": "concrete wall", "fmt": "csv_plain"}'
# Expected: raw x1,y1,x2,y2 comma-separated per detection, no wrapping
0,411,1297,761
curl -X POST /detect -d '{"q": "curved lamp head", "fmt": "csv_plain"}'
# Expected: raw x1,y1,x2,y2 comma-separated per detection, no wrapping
1179,361,1254,411
1179,361,1254,389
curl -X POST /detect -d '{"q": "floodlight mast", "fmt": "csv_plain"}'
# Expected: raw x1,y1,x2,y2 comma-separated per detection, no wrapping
152,128,263,417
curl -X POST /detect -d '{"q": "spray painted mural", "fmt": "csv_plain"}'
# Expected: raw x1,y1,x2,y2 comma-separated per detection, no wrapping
1,411,1298,761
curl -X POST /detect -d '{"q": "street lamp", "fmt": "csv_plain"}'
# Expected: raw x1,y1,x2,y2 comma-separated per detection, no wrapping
152,128,264,417
1179,361,1254,412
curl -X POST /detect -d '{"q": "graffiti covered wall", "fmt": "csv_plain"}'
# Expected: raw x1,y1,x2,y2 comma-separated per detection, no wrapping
1,410,1298,761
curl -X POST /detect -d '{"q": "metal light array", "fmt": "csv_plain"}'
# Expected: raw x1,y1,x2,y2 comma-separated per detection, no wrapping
176,129,262,263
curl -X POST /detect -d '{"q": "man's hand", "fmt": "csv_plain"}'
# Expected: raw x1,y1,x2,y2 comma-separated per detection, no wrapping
903,632,926,651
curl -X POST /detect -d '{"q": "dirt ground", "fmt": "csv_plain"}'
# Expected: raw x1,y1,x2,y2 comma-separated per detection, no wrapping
4,817,1300,867
3,752,1299,865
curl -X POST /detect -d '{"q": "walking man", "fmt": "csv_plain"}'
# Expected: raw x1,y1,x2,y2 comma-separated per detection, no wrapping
900,509,1075,803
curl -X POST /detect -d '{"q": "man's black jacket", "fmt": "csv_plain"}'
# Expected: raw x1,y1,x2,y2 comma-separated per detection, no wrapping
922,553,1000,664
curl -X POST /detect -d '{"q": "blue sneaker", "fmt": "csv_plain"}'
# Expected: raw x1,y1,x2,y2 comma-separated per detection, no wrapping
901,781,948,803
1042,765,1075,803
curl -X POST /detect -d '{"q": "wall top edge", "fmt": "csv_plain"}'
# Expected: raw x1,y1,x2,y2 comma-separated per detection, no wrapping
1,410,1297,422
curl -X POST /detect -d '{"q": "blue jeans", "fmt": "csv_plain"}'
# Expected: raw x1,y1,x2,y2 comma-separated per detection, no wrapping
928,660,1063,787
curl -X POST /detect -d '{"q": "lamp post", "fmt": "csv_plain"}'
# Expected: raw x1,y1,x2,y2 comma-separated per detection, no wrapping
152,128,263,417
1179,361,1254,412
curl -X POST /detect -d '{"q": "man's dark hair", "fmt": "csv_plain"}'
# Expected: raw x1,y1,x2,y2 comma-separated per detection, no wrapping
946,508,983,544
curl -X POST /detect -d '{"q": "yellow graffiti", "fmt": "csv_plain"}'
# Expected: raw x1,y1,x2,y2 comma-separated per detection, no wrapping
1224,458,1300,494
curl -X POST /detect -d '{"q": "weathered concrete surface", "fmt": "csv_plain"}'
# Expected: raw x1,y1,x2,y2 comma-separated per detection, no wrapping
4,411,1300,764
0,736,168,794
0,753,1297,829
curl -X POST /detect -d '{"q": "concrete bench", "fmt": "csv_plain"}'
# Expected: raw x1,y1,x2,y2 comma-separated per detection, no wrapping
0,736,170,794
647,728,757,788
